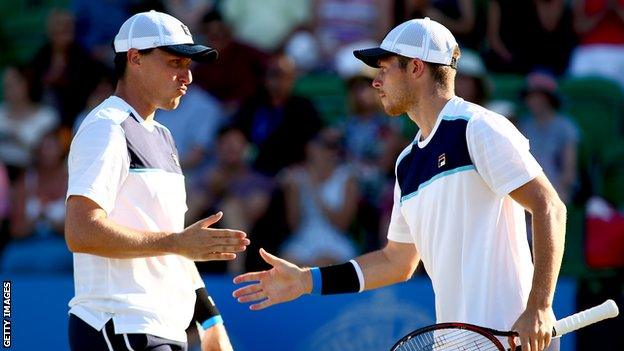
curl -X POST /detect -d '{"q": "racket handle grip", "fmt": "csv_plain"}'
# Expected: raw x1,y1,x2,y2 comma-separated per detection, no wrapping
553,299,619,336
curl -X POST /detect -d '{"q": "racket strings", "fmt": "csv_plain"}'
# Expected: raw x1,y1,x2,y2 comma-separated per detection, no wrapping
395,329,502,351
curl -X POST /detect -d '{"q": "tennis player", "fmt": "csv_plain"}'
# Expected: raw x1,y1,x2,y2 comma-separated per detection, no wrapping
65,11,249,351
233,18,566,351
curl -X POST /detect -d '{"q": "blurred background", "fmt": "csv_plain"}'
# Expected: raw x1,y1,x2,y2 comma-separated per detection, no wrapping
0,0,623,350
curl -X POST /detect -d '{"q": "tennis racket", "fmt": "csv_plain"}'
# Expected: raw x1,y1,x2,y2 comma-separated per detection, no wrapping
390,299,619,351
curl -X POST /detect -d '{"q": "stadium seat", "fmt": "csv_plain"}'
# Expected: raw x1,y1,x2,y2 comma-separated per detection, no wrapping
560,204,587,277
488,73,525,103
293,73,348,125
559,77,624,163
0,0,69,65
559,77,624,201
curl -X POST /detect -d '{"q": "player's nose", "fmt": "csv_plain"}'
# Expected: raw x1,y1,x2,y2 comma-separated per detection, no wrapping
179,69,192,85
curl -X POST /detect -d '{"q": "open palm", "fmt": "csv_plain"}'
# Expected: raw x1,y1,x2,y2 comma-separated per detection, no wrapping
232,248,311,310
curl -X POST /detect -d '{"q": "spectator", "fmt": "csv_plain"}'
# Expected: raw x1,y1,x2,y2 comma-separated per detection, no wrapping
532,0,576,75
312,0,393,66
342,71,402,169
284,30,323,73
71,0,131,65
71,0,165,65
0,163,7,221
188,126,274,273
162,0,215,33
0,130,72,273
340,67,408,251
486,0,536,73
157,86,225,181
569,0,624,91
455,48,489,105
0,162,8,251
221,0,312,52
280,128,359,266
193,10,269,114
0,65,59,178
394,0,426,21
486,0,575,75
519,71,579,204
72,73,116,135
233,53,324,176
30,9,105,127
424,0,487,51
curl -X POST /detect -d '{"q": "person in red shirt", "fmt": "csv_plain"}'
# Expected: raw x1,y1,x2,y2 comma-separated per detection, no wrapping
569,0,624,91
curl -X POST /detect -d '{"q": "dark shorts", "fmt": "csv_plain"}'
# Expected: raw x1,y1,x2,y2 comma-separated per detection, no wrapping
68,314,187,351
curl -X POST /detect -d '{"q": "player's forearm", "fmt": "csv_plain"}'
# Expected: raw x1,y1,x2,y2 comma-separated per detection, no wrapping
66,215,175,258
356,244,420,290
65,203,174,258
527,199,566,309
201,323,233,351
299,244,419,295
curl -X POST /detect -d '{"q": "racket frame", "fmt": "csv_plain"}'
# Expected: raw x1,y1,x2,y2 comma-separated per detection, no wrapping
390,322,514,351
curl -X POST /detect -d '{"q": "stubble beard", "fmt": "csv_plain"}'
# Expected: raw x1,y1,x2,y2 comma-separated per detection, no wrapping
382,91,411,117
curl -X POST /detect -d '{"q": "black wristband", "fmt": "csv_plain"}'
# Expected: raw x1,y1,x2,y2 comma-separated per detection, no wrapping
318,261,363,295
193,287,222,329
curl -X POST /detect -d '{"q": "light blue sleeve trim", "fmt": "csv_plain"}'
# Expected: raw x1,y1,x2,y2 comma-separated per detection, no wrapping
128,168,165,173
310,267,322,295
442,114,471,121
128,168,181,176
201,315,223,330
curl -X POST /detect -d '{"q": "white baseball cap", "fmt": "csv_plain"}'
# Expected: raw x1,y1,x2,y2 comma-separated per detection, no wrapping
353,17,458,69
114,10,217,62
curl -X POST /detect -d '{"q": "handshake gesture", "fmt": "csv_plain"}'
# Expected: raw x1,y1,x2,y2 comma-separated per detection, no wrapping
176,211,250,261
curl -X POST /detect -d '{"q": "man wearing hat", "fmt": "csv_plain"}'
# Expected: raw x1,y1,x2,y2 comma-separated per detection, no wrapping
65,11,249,350
233,18,565,351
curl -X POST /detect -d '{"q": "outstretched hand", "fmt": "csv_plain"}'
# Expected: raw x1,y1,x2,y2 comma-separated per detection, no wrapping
232,248,311,310
177,212,249,261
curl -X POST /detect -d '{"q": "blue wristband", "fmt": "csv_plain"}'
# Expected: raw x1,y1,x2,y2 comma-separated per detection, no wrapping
310,267,322,295
200,315,223,330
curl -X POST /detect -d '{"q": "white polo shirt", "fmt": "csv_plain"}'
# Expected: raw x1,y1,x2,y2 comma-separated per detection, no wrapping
388,96,542,330
66,96,202,342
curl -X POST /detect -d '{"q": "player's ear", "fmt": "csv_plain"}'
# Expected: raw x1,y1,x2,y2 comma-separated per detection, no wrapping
411,58,425,77
127,49,141,67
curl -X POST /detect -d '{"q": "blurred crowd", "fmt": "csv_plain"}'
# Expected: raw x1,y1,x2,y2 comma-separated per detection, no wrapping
0,0,623,286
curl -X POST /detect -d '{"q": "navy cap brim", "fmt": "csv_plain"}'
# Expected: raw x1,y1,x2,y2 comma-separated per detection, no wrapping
160,44,218,62
353,47,395,68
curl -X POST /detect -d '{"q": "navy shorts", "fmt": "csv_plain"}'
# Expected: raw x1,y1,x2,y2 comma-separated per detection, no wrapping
68,314,187,351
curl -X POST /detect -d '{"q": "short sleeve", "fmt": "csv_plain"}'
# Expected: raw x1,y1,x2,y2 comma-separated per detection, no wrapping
467,114,542,196
66,119,129,214
386,179,413,243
